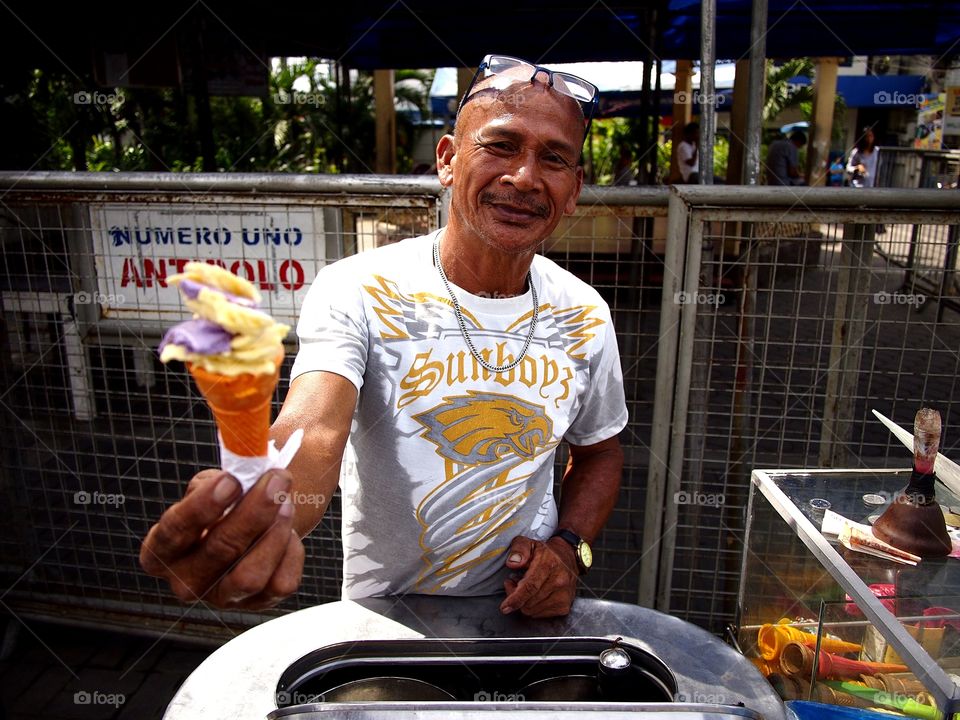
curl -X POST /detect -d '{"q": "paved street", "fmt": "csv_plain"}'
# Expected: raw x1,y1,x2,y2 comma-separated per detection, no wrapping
0,619,212,720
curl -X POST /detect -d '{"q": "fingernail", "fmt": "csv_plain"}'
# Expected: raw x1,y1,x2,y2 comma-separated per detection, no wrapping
278,497,295,518
266,472,289,500
501,605,514,614
213,475,239,503
508,553,522,564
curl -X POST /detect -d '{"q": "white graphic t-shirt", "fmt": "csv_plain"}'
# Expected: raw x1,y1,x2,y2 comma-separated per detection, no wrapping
290,230,628,599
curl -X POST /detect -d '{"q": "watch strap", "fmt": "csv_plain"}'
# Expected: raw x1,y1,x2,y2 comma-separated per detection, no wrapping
551,528,589,574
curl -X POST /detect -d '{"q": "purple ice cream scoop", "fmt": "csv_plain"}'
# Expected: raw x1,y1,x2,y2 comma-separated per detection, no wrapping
177,278,258,308
159,319,234,356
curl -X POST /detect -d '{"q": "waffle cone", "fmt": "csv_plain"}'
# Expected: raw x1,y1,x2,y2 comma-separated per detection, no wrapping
188,351,283,457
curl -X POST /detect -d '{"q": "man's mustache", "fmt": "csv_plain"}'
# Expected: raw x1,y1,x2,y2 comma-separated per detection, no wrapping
480,191,549,219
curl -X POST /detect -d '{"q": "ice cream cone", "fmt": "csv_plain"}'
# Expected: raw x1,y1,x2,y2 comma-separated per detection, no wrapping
188,349,283,457
758,621,862,660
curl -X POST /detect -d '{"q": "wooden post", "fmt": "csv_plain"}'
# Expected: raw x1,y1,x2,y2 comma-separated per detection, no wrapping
670,60,694,183
807,58,840,186
374,69,396,174
726,59,750,184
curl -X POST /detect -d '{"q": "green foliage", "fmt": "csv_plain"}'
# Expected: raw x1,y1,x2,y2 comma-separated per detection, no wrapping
1,60,434,173
763,58,814,122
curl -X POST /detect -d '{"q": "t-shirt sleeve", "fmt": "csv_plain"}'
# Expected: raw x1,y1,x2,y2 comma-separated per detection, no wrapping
290,260,369,391
563,312,629,446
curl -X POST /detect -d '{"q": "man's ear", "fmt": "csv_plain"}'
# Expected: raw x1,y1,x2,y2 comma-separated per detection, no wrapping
563,165,585,215
436,134,456,188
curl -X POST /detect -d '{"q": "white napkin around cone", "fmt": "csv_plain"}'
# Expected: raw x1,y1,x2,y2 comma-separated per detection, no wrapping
219,428,304,493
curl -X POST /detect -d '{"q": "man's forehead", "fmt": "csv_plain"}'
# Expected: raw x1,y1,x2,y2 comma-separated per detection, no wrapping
463,71,584,131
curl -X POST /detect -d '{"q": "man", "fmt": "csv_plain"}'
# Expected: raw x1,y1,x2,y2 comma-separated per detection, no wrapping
765,130,807,186
140,55,628,619
676,122,699,184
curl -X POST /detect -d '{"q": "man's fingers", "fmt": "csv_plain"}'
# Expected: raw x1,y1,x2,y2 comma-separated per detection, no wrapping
230,530,305,610
214,501,297,604
192,469,291,581
140,470,241,574
500,569,543,614
504,535,537,570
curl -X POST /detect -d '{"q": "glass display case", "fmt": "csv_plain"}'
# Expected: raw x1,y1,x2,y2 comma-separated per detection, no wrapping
737,468,960,717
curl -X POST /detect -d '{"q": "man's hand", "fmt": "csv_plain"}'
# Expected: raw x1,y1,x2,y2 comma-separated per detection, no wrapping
139,468,304,610
500,535,578,618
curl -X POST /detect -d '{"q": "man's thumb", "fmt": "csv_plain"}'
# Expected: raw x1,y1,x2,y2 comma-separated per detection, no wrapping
505,535,536,568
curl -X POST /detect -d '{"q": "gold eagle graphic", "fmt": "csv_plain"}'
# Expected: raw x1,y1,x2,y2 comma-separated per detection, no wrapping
413,391,553,465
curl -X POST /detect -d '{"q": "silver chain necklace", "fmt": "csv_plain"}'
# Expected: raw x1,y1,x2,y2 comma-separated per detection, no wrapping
433,238,539,373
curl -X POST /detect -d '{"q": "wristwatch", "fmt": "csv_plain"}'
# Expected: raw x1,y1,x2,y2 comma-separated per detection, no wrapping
551,528,593,574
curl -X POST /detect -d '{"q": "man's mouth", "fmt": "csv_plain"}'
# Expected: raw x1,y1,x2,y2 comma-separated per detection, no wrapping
482,195,549,223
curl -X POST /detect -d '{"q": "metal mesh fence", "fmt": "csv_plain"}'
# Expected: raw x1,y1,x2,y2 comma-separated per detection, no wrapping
0,176,668,638
3,177,957,642
544,188,668,605
656,187,960,634
0,179,442,636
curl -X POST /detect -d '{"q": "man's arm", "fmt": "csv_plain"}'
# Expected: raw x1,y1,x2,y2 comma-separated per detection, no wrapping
500,435,623,618
271,371,357,538
139,370,356,609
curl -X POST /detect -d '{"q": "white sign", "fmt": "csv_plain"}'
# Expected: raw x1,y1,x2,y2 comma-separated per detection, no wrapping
90,204,325,325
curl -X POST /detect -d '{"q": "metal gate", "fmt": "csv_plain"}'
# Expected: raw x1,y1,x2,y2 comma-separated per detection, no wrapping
642,186,960,632
2,174,958,641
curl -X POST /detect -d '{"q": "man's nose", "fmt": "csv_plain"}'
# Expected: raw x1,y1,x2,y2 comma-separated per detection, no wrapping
502,152,543,192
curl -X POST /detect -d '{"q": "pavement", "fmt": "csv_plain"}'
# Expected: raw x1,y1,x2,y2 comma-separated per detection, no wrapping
0,618,212,720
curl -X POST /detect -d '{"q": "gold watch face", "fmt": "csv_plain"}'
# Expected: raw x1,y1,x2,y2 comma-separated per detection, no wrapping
578,541,593,569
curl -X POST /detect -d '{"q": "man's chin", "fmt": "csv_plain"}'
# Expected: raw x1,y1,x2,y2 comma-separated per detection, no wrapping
482,215,557,254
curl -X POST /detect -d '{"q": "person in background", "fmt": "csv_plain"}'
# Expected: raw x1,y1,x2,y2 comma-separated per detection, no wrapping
765,130,807,186
847,126,885,233
847,126,879,188
613,147,637,186
676,122,699,184
827,152,846,187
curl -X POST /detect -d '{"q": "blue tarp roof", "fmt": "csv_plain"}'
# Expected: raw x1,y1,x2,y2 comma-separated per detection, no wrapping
430,69,927,119
4,1,959,71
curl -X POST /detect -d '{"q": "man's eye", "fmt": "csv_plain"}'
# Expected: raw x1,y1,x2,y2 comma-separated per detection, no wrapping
544,153,571,167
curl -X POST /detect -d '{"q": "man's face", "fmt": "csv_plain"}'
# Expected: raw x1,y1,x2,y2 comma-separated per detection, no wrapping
436,71,585,255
